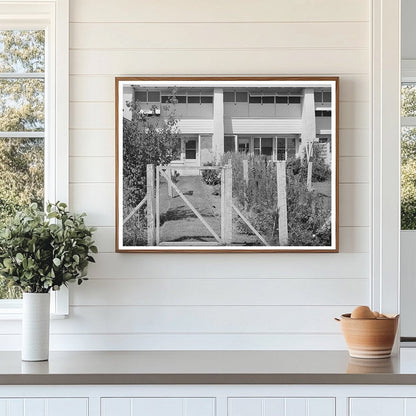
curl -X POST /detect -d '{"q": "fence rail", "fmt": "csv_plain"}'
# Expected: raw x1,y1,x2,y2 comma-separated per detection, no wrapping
124,162,290,247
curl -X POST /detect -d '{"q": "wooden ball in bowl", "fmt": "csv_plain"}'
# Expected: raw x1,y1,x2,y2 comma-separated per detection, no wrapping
339,313,399,359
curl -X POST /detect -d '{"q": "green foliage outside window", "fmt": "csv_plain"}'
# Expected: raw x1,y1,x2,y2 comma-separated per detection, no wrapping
0,30,45,298
401,84,416,230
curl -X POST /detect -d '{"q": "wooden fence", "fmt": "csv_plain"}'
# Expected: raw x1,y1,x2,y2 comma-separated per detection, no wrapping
124,162,290,247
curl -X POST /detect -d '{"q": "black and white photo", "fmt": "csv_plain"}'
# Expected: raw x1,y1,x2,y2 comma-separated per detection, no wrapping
116,77,338,252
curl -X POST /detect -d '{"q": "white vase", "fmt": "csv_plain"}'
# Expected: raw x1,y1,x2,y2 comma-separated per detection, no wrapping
22,293,50,361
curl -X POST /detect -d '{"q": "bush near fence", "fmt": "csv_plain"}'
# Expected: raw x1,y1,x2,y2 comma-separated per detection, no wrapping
213,150,331,246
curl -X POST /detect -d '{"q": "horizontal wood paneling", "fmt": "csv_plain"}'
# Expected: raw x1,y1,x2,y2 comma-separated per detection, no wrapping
339,227,369,253
92,227,115,253
69,129,114,157
70,0,369,23
70,157,114,183
69,183,114,226
70,22,368,50
339,102,369,129
70,278,368,306
70,49,368,76
226,118,302,134
339,157,369,183
70,103,114,129
92,226,368,254
0,333,347,351
56,306,352,334
60,0,372,351
86,253,369,279
0,306,355,335
339,184,369,227
338,129,369,157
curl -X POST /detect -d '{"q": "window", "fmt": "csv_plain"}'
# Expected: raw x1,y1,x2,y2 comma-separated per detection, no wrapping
276,137,296,161
187,95,213,104
288,96,301,104
315,110,332,117
161,93,186,104
0,1,69,313
135,90,160,103
223,91,235,102
238,137,250,153
401,82,416,230
0,30,45,300
185,138,197,160
253,137,273,156
224,136,236,153
261,96,274,104
249,95,262,104
236,92,248,102
314,91,332,103
0,31,45,212
276,96,302,104
224,91,248,103
174,95,186,104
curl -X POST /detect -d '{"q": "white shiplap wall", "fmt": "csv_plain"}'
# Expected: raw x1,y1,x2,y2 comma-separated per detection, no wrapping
56,0,371,350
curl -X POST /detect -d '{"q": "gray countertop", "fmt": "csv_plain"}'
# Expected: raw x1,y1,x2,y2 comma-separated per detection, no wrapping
2,349,416,385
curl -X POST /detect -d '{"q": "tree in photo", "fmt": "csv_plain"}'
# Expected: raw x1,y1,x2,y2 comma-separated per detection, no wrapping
123,98,181,245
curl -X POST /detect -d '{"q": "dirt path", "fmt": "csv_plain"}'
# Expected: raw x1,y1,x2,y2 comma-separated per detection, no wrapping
158,175,260,246
158,176,222,244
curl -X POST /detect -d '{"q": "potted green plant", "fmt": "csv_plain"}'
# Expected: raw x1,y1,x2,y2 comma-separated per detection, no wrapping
0,202,97,361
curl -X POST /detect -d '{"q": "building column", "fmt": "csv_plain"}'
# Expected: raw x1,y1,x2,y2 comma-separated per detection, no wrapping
213,88,224,160
300,88,317,157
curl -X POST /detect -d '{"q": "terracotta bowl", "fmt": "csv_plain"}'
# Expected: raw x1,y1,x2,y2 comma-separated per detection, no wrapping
337,313,399,359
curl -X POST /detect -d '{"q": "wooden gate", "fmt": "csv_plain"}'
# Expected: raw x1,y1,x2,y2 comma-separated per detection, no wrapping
151,165,231,246
124,163,282,247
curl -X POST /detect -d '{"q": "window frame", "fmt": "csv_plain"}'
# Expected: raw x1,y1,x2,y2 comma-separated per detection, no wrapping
0,0,69,317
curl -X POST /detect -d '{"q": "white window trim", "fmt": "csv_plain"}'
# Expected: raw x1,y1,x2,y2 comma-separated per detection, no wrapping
0,0,69,317
371,0,401,322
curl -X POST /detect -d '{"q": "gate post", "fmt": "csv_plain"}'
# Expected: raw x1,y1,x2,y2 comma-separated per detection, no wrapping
146,164,156,246
276,161,288,246
243,159,249,185
167,166,173,198
221,165,233,245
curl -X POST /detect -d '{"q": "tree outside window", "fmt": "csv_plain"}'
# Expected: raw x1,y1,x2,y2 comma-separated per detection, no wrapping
0,30,45,299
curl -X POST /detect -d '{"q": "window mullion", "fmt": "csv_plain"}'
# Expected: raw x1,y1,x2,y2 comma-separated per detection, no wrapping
401,117,416,127
0,132,44,138
0,72,44,79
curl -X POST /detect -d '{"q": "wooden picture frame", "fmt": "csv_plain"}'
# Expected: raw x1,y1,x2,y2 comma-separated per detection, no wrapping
115,77,339,253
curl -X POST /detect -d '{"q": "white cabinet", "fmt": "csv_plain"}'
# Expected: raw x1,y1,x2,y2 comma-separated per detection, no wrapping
350,398,416,416
228,398,335,416
101,398,215,416
0,398,88,416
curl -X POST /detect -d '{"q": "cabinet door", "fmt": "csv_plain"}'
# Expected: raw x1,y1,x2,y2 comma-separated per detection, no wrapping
350,398,416,416
0,398,88,416
228,398,335,416
101,398,215,416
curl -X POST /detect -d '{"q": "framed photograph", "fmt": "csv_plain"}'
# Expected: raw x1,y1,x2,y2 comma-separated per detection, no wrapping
116,77,339,252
